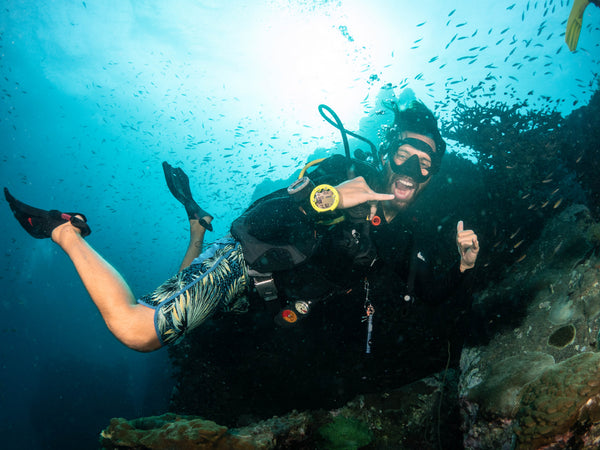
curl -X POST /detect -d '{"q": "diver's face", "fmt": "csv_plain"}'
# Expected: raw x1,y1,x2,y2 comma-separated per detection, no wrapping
383,132,435,211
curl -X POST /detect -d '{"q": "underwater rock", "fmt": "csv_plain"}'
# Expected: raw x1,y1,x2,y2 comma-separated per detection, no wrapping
99,413,228,449
99,411,313,449
465,352,555,417
515,352,600,449
99,372,462,449
460,205,600,448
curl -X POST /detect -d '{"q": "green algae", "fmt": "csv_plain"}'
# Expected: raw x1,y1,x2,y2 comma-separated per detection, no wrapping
317,416,373,450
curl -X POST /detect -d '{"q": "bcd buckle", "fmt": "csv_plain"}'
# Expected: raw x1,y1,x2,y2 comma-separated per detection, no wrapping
248,269,278,302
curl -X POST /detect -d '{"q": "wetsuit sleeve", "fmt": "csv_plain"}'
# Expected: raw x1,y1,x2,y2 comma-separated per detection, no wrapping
230,155,374,273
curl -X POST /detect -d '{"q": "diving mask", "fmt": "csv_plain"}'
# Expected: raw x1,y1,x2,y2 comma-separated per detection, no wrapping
388,138,437,183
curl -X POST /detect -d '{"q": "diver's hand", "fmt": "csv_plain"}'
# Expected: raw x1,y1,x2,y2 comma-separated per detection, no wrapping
457,220,479,272
335,177,394,216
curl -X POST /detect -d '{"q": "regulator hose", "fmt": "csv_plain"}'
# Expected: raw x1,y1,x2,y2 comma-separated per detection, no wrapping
318,104,379,165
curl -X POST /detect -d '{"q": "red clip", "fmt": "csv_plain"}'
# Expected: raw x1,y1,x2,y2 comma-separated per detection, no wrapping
371,215,381,226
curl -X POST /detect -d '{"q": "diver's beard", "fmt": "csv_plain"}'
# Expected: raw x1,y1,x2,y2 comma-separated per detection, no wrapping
388,176,419,210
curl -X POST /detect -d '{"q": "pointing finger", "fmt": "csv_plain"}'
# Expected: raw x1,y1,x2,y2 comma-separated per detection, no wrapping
457,220,464,233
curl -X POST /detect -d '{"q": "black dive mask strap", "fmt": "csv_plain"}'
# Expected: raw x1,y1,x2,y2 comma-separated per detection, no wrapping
397,138,435,156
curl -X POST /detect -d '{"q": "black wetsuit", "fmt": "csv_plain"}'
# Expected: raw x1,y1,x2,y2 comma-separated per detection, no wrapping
231,154,471,310
141,154,472,345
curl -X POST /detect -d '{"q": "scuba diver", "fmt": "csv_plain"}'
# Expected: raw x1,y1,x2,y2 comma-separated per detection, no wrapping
565,0,600,51
4,99,479,352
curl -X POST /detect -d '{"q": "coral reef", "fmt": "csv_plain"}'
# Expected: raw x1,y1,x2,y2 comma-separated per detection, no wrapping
99,414,228,449
466,352,555,417
99,411,313,449
100,372,461,449
460,204,600,448
515,352,600,448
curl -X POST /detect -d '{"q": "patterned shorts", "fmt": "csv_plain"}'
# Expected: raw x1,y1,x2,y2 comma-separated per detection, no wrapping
137,235,249,345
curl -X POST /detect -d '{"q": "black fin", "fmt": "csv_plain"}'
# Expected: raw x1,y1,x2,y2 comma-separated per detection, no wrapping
162,162,213,231
4,188,91,238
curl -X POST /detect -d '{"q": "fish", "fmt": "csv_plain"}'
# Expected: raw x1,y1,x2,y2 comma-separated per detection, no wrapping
552,241,563,257
445,34,458,49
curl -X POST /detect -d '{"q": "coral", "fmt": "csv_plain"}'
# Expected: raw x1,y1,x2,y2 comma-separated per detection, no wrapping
317,416,373,450
99,372,462,449
99,413,228,449
99,411,313,449
587,222,600,245
465,352,555,418
459,347,483,396
515,352,600,449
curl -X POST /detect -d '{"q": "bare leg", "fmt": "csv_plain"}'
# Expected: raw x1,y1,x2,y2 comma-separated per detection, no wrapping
178,216,213,272
51,221,162,352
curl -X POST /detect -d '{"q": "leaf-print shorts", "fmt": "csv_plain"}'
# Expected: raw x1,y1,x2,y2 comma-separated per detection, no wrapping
137,235,249,346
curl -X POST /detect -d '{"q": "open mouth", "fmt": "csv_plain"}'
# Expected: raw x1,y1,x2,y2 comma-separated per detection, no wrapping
393,177,416,200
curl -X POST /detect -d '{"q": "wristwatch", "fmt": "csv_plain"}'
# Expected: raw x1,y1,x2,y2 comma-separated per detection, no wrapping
310,184,340,213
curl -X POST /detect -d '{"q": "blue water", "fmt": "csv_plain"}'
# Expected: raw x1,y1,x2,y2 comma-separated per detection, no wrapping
1,1,599,448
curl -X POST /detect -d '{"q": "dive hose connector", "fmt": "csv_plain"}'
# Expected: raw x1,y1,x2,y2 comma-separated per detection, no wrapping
288,176,316,216
288,177,340,215
288,176,315,203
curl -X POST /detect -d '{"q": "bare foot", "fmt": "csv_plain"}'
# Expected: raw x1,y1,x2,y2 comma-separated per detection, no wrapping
51,216,84,244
